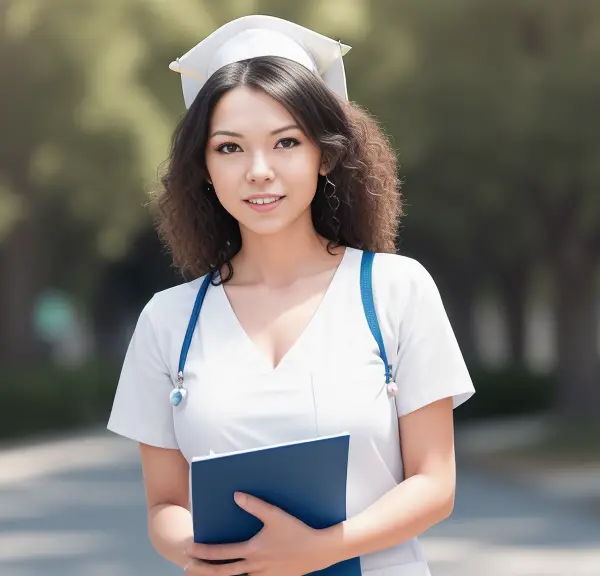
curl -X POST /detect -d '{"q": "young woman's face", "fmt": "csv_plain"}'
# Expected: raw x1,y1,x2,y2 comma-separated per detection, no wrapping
205,86,325,237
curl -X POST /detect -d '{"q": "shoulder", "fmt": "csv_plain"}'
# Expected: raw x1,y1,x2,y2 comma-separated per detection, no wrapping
137,275,209,333
371,251,432,282
349,250,445,327
368,251,439,299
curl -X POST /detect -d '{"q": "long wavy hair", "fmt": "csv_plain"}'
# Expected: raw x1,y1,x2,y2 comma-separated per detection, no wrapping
153,56,402,282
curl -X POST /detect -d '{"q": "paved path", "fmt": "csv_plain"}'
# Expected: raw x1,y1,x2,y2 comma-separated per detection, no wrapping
0,430,599,575
422,460,600,575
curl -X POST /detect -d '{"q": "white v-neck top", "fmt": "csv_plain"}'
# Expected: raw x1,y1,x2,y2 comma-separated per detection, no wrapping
107,247,475,575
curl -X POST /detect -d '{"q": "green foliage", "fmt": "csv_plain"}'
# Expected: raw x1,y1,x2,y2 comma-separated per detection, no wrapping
0,352,574,455
348,0,600,274
455,365,556,422
0,361,120,440
1,0,598,417
4,0,600,291
0,361,555,440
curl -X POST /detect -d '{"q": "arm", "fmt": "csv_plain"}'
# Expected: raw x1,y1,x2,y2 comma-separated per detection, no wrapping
140,443,194,569
183,398,456,574
323,396,456,562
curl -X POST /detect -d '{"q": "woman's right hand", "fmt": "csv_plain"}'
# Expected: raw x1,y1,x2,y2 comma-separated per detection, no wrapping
184,558,248,575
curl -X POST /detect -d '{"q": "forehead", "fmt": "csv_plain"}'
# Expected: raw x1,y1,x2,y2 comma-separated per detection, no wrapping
210,87,296,131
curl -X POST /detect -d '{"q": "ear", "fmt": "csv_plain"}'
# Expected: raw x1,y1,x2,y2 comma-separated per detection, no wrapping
320,151,337,176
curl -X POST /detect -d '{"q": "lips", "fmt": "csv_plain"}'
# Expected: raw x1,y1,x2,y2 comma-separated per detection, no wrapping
243,195,285,212
243,194,285,204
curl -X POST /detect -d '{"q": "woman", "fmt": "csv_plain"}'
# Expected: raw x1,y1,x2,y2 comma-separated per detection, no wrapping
107,15,475,576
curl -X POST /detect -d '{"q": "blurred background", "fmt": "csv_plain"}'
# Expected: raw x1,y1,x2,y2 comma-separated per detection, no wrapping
0,0,599,574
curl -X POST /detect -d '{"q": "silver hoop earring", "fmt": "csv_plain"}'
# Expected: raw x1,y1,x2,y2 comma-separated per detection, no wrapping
322,173,341,239
325,174,335,192
324,174,340,211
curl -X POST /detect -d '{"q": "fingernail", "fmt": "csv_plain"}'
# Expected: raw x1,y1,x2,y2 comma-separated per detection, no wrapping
234,492,246,505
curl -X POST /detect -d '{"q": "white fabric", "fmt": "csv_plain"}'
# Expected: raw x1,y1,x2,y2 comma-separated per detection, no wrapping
107,247,474,574
207,29,318,78
169,15,352,108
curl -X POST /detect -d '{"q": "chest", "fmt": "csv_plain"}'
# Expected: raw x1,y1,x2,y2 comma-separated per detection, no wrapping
220,268,338,371
170,278,398,461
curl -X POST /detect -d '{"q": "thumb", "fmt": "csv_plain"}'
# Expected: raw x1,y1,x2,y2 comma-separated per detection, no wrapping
234,492,279,523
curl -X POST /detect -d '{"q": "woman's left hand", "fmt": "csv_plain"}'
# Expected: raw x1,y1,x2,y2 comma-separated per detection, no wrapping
185,492,337,575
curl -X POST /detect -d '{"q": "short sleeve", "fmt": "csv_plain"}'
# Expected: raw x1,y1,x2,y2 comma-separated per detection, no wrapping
391,261,475,417
107,296,179,449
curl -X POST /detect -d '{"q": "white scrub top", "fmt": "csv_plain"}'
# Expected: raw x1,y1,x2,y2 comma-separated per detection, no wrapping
107,246,475,576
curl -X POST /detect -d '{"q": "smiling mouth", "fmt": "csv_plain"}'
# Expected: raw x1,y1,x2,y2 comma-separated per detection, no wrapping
244,196,284,205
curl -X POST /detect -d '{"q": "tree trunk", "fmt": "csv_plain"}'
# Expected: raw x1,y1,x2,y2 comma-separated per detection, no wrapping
526,179,599,421
446,278,478,366
0,160,46,372
553,246,599,422
0,215,44,370
497,258,529,367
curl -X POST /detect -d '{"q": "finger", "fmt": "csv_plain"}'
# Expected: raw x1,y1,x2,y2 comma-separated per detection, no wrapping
221,559,252,575
184,558,250,575
187,541,247,562
184,558,217,575
234,491,281,523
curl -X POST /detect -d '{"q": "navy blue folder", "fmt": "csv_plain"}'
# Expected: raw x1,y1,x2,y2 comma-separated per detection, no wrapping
190,432,362,575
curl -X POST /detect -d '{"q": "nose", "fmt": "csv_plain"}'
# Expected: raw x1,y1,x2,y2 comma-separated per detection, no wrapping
246,151,275,184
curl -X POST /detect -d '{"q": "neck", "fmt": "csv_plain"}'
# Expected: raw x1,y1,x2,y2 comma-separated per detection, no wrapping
230,215,338,287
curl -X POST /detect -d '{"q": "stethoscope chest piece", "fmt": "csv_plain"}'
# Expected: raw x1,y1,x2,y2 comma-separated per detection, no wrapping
170,371,188,407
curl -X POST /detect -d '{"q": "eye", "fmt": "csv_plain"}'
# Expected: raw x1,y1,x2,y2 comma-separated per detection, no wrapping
216,142,242,154
275,137,300,149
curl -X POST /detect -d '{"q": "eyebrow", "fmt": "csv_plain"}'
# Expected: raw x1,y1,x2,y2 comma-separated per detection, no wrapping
210,124,301,138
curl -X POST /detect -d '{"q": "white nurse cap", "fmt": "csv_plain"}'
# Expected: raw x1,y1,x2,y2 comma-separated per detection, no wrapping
169,15,352,109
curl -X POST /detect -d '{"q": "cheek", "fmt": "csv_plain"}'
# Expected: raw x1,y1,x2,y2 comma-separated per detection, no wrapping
206,156,243,205
280,153,321,197
206,153,240,183
205,147,322,211
290,175,319,207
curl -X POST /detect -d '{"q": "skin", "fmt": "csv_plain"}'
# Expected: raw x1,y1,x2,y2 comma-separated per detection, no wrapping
206,86,325,243
140,86,456,575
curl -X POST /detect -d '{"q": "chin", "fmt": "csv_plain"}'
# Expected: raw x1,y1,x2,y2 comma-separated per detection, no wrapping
241,220,291,237
236,204,313,238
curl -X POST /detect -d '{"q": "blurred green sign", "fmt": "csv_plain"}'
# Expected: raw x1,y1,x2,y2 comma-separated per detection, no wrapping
33,290,76,343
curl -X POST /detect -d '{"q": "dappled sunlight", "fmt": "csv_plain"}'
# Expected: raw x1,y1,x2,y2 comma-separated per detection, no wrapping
1,0,599,574
0,530,112,563
429,515,554,542
0,431,138,487
0,478,144,525
423,535,600,576
1,435,599,575
0,434,179,575
420,465,600,575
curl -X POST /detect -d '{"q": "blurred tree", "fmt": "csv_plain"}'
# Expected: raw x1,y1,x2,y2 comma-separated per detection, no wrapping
510,1,600,420
0,0,225,366
331,0,541,365
347,0,600,420
0,0,373,366
1,0,598,423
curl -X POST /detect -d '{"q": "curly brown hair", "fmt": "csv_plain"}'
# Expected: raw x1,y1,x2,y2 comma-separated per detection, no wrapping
153,56,403,281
